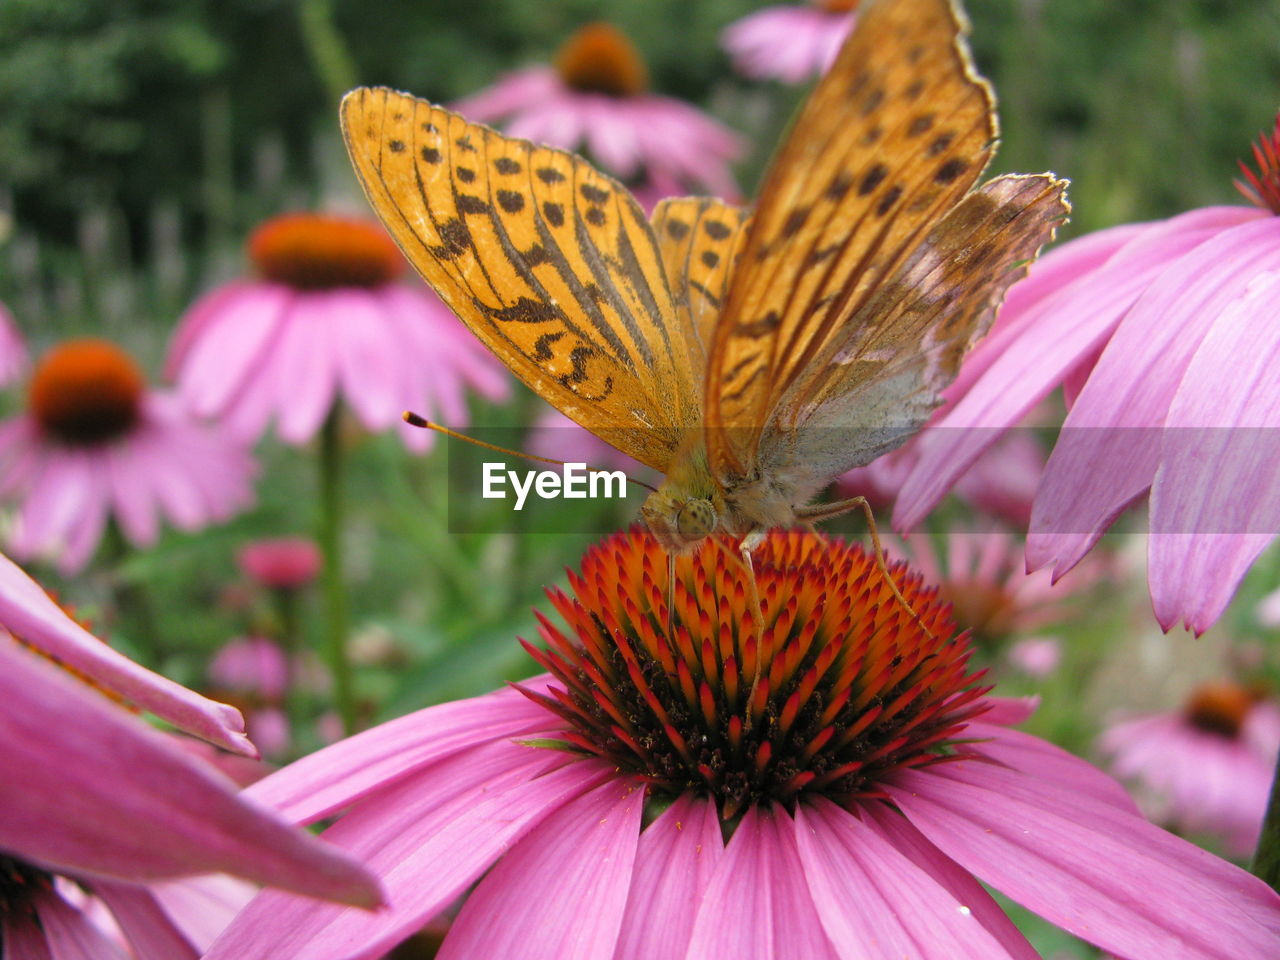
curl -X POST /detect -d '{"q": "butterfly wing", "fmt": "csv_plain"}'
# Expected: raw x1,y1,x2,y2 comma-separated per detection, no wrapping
704,0,1000,482
649,198,750,368
768,173,1069,496
341,88,699,471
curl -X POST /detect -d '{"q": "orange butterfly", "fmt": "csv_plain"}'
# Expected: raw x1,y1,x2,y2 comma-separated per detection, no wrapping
340,0,1067,572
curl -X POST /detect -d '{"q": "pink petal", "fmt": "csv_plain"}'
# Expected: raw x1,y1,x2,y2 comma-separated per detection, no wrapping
1148,266,1280,632
35,890,130,960
979,695,1040,727
1028,217,1280,579
205,750,605,960
613,795,724,959
0,642,381,907
960,722,1139,813
2,908,53,960
272,299,339,444
438,776,644,960
244,683,554,824
894,206,1266,531
92,881,199,960
0,552,254,755
686,806,840,960
149,875,257,952
794,799,1037,958
175,284,292,418
886,760,1280,958
322,290,406,431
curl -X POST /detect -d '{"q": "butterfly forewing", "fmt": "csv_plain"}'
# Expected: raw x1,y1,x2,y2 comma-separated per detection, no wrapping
770,173,1070,482
340,88,697,471
650,198,750,368
705,0,997,481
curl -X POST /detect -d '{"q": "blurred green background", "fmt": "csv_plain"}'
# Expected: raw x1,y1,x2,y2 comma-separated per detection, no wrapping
3,0,1279,338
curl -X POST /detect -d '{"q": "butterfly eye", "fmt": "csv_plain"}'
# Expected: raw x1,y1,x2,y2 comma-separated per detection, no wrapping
675,498,718,538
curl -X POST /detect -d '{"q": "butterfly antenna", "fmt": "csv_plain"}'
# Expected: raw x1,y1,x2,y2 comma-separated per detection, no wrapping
402,412,659,493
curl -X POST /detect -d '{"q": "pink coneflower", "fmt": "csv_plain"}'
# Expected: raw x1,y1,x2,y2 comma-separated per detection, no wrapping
0,300,27,387
722,0,859,84
0,338,255,574
206,531,1279,959
239,537,323,591
166,213,508,451
453,23,743,200
894,111,1280,634
1099,681,1280,858
0,555,382,957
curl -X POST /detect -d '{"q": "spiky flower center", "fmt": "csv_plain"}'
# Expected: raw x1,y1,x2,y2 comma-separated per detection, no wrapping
1185,681,1254,738
1236,112,1280,215
0,856,52,919
524,531,987,819
250,213,405,290
29,339,144,446
555,23,649,98
817,0,860,13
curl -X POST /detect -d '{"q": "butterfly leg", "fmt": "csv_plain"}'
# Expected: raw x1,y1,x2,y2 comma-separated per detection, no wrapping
738,530,768,726
795,497,934,640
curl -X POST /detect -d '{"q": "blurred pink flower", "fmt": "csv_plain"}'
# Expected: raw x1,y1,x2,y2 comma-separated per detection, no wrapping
893,113,1280,634
453,23,742,200
0,299,27,387
239,537,322,590
209,636,291,702
166,213,508,452
205,532,1278,960
0,338,256,574
1099,681,1280,857
1006,636,1063,678
893,528,1103,645
722,0,858,84
0,557,383,957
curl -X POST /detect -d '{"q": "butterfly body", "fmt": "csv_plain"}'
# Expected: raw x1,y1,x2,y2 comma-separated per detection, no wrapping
341,0,1070,558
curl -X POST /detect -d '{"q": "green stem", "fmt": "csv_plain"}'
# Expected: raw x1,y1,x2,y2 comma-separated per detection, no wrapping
298,0,358,105
1252,744,1280,890
273,585,306,736
318,407,357,734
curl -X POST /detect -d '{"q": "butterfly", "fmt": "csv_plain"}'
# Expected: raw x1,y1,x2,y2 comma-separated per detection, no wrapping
340,0,1068,571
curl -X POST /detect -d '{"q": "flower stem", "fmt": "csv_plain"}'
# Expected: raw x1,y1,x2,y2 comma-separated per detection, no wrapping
1252,744,1280,890
318,406,356,735
298,0,358,106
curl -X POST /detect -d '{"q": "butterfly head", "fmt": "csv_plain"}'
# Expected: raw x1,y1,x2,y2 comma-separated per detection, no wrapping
641,486,722,554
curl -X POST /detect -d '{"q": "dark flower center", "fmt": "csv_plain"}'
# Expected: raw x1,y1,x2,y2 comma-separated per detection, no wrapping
523,531,987,820
1236,111,1280,215
818,0,860,13
29,339,144,446
0,856,52,919
555,23,649,98
1185,681,1254,738
250,213,405,290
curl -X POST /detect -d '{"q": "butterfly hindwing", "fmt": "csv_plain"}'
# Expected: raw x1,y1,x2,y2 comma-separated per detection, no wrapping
340,87,698,471
650,197,750,368
765,173,1070,486
705,0,998,482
